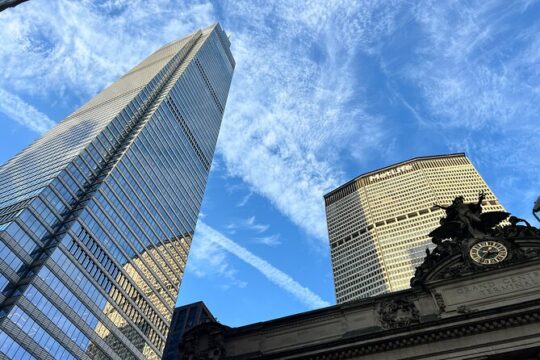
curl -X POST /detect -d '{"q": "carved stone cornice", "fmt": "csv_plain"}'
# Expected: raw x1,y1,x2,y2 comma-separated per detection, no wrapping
248,301,540,360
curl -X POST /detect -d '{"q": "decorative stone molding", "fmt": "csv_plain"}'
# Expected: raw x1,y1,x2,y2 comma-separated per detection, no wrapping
378,298,420,329
176,194,540,360
432,291,446,313
456,305,475,314
284,304,540,360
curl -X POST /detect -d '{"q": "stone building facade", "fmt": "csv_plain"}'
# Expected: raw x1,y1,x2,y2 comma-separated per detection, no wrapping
176,199,540,359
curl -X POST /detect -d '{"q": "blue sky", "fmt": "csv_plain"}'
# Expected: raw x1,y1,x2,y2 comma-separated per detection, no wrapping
1,0,539,327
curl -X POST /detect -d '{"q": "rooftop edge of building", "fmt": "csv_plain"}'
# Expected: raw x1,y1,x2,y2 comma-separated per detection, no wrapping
156,23,234,67
323,152,467,200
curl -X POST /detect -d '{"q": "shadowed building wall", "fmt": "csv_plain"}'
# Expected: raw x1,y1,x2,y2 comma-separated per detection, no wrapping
324,153,505,303
0,0,29,12
0,23,234,359
161,301,215,360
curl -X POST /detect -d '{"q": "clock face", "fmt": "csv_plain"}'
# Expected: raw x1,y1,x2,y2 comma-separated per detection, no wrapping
469,241,508,265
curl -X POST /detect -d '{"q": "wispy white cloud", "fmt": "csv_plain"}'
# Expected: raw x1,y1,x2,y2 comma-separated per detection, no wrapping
405,0,540,215
218,1,395,242
253,234,281,247
236,191,252,207
188,230,247,289
0,88,55,133
0,0,214,100
197,222,329,309
225,216,269,234
408,1,540,130
224,222,237,235
6,0,536,252
243,216,269,233
0,0,396,245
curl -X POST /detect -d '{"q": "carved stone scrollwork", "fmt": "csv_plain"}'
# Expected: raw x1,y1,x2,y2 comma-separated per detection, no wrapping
378,298,420,329
433,291,446,313
456,305,476,314
522,247,540,259
436,260,472,280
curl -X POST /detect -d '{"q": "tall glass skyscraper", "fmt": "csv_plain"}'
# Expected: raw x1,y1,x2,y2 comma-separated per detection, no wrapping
0,23,234,359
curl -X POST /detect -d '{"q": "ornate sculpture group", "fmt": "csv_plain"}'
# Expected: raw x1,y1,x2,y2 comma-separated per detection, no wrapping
411,191,540,286
429,191,508,243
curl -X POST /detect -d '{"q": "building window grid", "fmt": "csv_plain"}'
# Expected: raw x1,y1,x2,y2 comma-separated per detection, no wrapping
133,109,204,230
56,243,165,356
117,141,202,247
46,252,143,359
109,154,194,269
71,207,172,337
106,172,189,267
95,185,180,304
61,218,168,353
8,306,75,360
328,156,506,300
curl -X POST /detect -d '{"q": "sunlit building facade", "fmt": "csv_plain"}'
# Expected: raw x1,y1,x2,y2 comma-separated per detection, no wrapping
324,153,505,303
0,23,234,359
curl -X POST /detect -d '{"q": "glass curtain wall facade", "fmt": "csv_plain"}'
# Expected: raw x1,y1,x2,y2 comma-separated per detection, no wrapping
0,23,234,359
325,154,506,303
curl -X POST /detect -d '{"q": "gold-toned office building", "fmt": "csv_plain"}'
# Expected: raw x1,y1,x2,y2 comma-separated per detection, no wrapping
88,236,189,359
324,153,505,303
